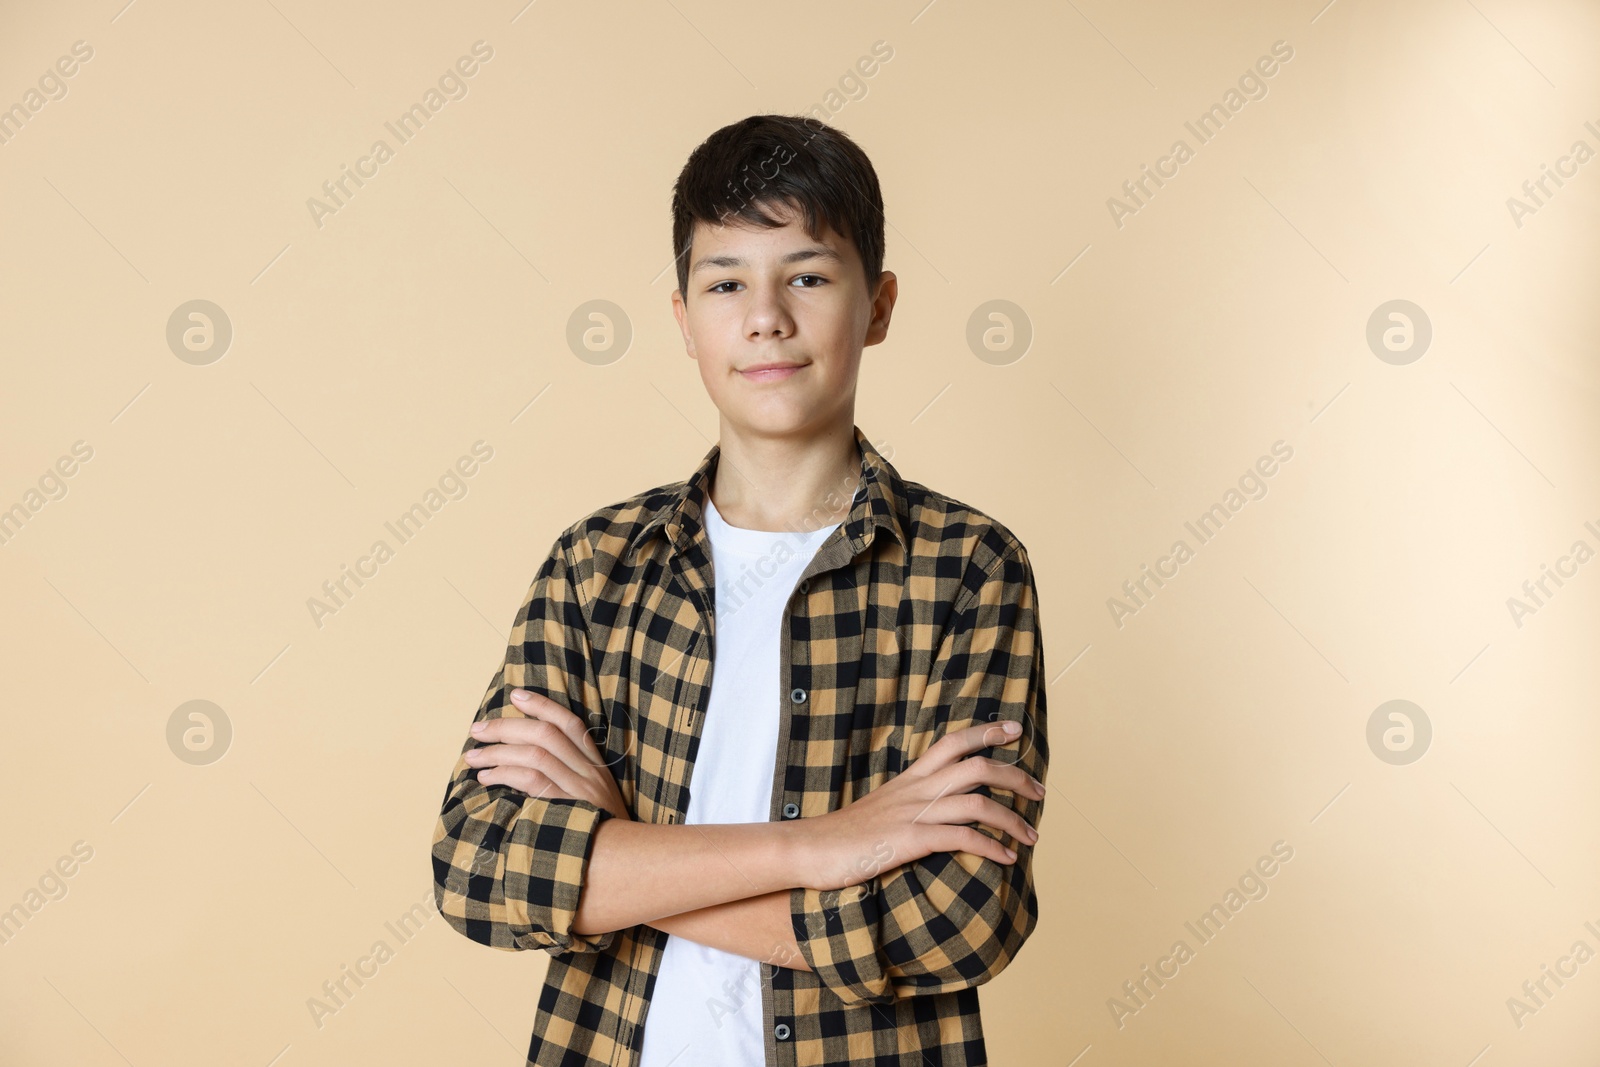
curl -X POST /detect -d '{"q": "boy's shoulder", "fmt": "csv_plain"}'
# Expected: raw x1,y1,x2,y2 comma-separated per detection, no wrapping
896,475,1030,570
552,476,691,562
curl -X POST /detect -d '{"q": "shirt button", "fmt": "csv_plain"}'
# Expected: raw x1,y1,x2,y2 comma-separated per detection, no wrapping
789,687,807,705
782,802,799,819
774,1023,792,1041
798,578,809,594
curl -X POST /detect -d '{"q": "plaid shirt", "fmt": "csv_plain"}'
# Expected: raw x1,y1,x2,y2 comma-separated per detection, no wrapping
431,425,1048,1067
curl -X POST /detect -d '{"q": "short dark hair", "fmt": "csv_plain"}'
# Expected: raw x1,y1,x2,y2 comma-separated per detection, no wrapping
671,114,885,298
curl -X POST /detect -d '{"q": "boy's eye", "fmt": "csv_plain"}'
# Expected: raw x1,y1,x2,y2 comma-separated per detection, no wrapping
707,275,828,294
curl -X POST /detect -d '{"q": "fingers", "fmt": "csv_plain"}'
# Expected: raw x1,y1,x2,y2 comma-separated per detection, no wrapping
948,755,1046,802
509,689,598,756
476,762,564,798
470,725,592,788
922,792,1039,852
469,731,583,789
472,692,603,778
929,822,1021,866
909,719,1024,775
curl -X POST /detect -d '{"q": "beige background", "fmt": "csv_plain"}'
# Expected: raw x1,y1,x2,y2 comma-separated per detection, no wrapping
2,0,1597,1063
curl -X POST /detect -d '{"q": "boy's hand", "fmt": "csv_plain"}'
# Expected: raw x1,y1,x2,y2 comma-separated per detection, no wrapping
466,690,631,821
795,720,1043,893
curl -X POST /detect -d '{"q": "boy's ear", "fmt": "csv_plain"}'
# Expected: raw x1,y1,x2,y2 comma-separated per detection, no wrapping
865,270,898,347
670,288,698,359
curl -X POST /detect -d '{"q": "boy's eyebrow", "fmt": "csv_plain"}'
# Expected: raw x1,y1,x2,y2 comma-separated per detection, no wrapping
689,246,844,275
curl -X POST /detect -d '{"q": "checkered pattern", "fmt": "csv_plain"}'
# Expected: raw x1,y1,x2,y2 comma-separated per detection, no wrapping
431,425,1048,1066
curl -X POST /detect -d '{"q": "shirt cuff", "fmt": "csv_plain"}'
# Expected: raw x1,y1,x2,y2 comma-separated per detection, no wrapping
497,792,615,955
790,882,896,1005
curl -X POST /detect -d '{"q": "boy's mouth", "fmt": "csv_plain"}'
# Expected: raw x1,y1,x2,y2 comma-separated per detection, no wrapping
739,362,807,382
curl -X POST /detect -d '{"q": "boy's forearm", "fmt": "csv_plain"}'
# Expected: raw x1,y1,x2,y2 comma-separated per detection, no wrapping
645,890,813,971
571,817,810,936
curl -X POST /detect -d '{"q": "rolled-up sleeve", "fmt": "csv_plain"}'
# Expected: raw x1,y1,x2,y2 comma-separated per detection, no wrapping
431,532,617,956
791,541,1048,1005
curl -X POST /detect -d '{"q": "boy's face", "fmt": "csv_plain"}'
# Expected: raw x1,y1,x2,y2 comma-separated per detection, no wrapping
671,200,895,440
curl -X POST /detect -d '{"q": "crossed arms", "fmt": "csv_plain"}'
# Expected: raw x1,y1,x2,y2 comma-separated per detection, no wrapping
430,531,1048,1005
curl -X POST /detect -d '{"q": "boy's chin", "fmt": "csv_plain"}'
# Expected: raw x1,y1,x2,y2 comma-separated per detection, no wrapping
722,409,832,437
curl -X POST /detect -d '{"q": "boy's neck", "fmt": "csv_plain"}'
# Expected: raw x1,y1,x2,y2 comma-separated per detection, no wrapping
708,417,862,534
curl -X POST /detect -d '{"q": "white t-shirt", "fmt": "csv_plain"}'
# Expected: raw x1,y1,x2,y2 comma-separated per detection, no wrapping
636,495,839,1067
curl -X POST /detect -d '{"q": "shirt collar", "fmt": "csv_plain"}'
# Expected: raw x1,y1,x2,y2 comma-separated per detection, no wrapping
627,425,908,561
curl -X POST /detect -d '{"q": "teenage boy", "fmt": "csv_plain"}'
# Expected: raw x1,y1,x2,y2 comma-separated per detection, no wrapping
432,114,1048,1067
